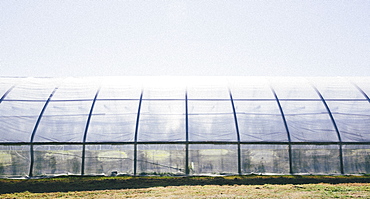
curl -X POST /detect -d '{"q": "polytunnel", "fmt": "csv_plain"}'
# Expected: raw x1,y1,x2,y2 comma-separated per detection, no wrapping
0,76,370,178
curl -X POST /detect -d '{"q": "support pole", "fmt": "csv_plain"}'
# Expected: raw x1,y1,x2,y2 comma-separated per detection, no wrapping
29,87,58,177
271,87,293,174
312,86,344,174
133,91,144,176
228,89,242,175
185,90,190,175
81,89,100,176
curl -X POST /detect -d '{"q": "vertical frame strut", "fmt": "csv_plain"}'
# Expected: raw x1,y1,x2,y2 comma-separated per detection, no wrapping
81,89,100,176
312,86,344,174
133,91,144,176
271,87,293,174
228,89,242,175
185,90,189,175
29,87,59,177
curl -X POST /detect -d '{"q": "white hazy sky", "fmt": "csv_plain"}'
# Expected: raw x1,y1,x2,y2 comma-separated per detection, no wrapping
0,1,369,77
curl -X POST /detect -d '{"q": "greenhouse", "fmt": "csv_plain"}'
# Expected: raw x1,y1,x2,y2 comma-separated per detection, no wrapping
0,76,370,178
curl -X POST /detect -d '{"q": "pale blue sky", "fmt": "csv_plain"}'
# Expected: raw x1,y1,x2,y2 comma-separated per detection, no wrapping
1,1,369,77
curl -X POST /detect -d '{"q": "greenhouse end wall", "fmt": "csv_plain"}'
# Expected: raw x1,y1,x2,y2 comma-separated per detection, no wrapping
0,76,370,177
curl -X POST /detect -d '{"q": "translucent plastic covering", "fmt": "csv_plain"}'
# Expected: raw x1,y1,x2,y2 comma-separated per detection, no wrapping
0,145,30,176
189,144,238,175
33,145,82,175
137,144,184,175
85,145,133,175
0,77,22,99
4,78,61,100
139,100,185,142
241,145,290,174
292,145,341,174
343,145,370,174
350,77,370,100
326,101,370,142
280,101,338,142
309,77,365,99
35,101,92,142
188,100,236,141
0,76,370,177
87,100,139,142
235,101,287,142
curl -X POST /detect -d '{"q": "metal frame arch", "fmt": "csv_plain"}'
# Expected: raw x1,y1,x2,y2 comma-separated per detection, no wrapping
311,86,342,142
0,85,16,104
1,77,29,103
269,86,293,174
228,88,242,175
311,84,344,174
350,81,370,103
28,86,59,177
133,90,144,176
81,88,101,176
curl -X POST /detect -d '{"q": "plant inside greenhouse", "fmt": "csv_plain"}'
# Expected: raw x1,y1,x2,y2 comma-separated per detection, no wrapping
0,76,369,178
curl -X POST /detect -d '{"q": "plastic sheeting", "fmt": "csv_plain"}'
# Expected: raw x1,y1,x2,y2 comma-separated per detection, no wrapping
0,76,370,177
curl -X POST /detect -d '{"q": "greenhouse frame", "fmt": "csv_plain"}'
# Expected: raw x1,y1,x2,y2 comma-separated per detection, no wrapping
0,76,370,178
